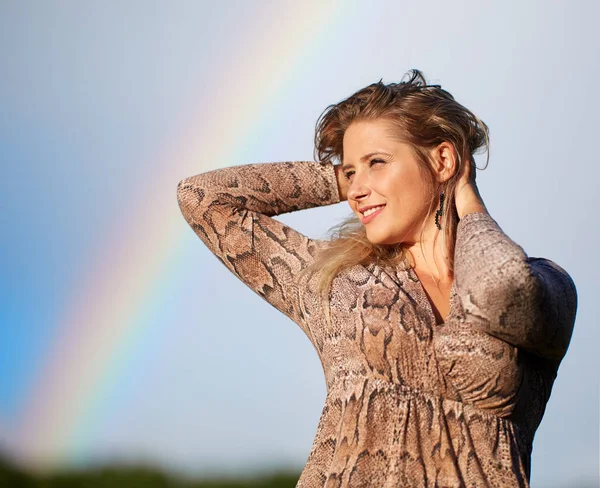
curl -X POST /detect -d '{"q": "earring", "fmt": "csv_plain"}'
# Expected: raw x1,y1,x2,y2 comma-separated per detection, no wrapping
435,191,445,230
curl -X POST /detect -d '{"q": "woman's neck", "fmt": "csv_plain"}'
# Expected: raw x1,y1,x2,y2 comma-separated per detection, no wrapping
405,221,453,285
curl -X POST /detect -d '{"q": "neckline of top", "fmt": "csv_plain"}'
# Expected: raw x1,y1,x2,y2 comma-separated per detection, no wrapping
366,262,457,327
407,266,458,326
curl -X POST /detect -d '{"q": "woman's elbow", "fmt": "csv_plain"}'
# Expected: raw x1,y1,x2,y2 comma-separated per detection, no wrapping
495,257,576,361
525,258,578,361
464,258,566,360
177,177,210,224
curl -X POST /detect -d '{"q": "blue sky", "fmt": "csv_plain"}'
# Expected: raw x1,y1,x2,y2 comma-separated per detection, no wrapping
1,1,598,487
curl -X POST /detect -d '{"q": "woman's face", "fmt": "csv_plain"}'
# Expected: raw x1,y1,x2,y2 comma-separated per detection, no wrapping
342,119,436,246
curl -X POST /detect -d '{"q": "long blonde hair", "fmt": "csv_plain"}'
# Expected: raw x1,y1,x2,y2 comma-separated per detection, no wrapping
299,69,490,327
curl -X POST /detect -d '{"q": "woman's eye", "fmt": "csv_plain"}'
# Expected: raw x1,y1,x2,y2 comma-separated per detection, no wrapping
344,160,384,180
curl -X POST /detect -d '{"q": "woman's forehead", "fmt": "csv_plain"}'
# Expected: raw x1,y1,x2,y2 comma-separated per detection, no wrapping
342,124,410,165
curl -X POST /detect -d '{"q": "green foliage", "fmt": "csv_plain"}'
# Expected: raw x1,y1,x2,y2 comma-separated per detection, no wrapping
0,456,300,488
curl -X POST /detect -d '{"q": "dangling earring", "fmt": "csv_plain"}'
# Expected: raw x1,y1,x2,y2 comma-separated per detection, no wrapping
435,191,445,230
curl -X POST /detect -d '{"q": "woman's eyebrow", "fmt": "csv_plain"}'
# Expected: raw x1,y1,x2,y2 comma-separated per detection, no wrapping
341,152,392,171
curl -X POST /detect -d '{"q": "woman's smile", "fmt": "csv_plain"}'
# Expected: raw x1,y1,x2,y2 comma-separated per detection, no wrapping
360,204,385,224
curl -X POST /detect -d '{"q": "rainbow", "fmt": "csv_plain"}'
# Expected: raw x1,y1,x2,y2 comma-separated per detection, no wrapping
15,0,342,469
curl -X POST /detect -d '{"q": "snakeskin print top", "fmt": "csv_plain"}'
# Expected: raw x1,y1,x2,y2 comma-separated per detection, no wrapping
176,160,577,488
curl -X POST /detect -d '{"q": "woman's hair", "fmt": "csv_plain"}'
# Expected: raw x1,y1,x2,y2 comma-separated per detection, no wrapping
298,69,490,328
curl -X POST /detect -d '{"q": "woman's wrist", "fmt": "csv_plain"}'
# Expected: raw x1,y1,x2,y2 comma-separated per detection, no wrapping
457,200,488,220
456,185,488,220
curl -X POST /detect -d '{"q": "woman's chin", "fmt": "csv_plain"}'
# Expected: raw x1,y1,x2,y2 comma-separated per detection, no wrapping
366,231,392,246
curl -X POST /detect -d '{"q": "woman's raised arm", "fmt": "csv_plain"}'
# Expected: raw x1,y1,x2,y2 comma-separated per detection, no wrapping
453,212,578,363
176,160,340,334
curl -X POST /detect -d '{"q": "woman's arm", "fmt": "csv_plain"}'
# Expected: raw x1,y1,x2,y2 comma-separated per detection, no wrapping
453,212,578,363
176,160,341,332
452,155,577,363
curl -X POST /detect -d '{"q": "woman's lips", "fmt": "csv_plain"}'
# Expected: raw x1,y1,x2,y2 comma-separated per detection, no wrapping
361,205,385,224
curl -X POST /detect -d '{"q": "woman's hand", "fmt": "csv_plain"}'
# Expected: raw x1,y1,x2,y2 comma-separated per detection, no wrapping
454,158,488,220
334,163,349,201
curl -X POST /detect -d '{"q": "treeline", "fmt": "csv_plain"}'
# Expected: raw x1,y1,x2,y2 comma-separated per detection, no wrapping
0,457,300,488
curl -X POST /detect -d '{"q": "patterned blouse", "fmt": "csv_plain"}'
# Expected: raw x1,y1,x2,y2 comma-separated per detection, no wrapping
177,160,577,488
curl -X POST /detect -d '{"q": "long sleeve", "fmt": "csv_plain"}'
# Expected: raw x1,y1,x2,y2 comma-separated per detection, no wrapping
176,160,341,332
453,212,578,362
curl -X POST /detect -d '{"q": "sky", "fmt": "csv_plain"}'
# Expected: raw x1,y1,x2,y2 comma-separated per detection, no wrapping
0,1,598,487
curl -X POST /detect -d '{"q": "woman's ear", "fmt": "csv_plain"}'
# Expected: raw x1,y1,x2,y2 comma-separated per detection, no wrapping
430,142,457,183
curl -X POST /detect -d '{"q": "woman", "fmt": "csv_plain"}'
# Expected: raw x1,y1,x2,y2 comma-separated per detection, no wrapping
176,70,577,487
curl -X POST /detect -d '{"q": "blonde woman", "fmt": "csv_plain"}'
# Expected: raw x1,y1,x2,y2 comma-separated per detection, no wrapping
176,69,577,488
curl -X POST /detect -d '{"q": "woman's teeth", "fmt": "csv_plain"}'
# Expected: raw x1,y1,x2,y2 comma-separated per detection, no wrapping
363,205,385,217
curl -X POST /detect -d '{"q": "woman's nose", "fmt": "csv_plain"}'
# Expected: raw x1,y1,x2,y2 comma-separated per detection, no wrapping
347,178,370,201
